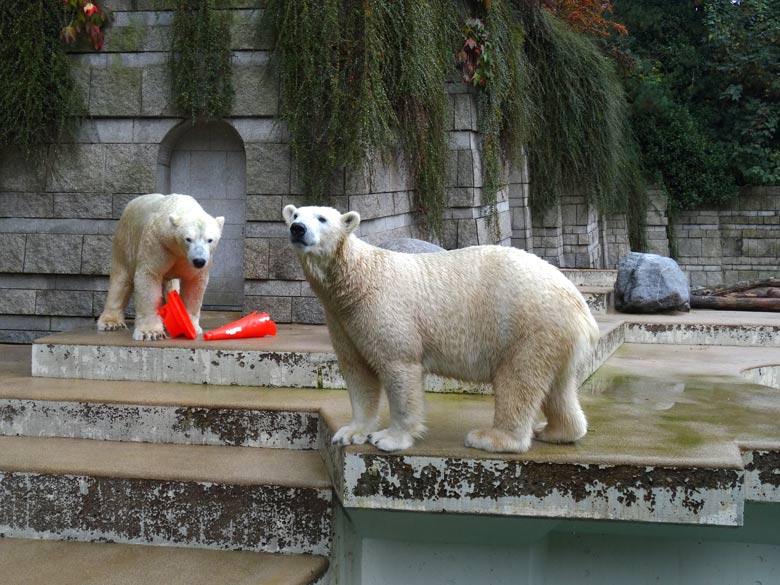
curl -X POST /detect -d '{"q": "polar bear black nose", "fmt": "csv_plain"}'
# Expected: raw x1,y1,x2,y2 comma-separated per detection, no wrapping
193,258,206,268
290,222,307,237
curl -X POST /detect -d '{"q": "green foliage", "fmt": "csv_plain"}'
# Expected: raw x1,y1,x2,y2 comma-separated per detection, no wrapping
703,0,780,185
611,0,777,209
170,0,234,120
514,4,641,215
468,2,533,232
264,0,456,238
629,68,737,212
0,0,83,154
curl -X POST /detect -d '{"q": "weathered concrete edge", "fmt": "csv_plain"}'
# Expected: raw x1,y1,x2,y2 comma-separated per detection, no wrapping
625,322,780,347
0,471,332,556
0,398,319,450
335,452,743,526
742,449,780,503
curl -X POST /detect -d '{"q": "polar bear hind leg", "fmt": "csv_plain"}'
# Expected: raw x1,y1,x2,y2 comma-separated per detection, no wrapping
97,265,133,331
466,341,557,453
534,357,588,444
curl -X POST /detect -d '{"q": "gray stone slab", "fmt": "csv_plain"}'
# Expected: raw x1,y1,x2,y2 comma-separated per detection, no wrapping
243,238,270,280
47,145,106,193
246,144,290,195
89,66,143,116
35,290,94,317
232,65,278,116
53,193,113,219
23,234,83,274
0,290,36,315
0,234,26,272
0,192,53,218
104,145,157,193
0,149,46,191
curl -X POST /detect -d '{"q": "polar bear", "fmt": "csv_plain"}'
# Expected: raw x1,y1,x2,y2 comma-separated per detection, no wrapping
97,193,224,341
283,205,599,453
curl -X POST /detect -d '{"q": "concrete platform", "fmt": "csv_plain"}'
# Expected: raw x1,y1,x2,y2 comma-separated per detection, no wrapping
0,537,328,585
0,433,332,555
4,333,780,527
29,310,780,391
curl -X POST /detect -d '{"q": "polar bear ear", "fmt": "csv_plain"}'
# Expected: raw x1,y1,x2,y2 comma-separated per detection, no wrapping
341,211,361,233
215,216,225,232
169,214,181,228
282,205,297,225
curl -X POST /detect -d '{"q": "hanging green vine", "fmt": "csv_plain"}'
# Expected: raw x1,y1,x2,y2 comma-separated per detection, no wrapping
170,0,234,120
264,0,456,239
0,0,84,155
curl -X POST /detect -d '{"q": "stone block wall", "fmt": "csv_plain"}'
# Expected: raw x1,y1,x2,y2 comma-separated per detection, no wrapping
0,1,633,340
643,187,780,287
644,189,670,257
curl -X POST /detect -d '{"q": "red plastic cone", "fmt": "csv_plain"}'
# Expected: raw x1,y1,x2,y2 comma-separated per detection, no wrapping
157,290,197,340
204,311,277,341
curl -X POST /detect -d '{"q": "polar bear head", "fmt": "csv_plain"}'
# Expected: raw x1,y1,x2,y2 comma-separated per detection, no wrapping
169,212,225,269
282,205,360,257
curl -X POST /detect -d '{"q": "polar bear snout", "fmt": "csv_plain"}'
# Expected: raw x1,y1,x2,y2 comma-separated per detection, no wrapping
290,222,307,238
192,258,206,269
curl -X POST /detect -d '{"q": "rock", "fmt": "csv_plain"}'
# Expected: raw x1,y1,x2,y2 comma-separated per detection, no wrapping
615,252,690,313
378,238,445,254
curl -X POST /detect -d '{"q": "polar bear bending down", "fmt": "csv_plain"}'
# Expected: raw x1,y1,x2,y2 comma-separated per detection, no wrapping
98,193,224,341
283,205,599,453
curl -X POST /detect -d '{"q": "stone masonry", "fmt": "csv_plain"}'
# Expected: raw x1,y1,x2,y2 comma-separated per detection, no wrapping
0,1,632,340
642,187,780,288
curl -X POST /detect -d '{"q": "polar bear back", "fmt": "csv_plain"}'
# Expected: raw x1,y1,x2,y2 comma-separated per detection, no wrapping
335,240,597,383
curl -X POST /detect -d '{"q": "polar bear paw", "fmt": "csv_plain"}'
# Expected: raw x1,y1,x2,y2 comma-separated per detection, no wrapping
368,429,414,452
465,428,531,453
332,424,373,446
132,327,168,341
97,318,127,331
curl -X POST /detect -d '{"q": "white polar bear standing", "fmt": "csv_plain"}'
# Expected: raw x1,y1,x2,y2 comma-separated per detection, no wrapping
98,193,224,341
283,205,600,453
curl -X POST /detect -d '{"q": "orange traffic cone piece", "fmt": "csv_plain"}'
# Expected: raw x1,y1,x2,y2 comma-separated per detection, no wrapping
157,290,197,340
204,311,277,341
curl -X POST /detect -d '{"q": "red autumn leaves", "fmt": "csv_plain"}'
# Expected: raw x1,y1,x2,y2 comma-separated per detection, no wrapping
60,0,109,50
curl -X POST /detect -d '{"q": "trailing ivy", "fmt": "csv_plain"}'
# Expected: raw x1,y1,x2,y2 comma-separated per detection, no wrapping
170,0,234,120
264,0,456,239
514,3,641,215
0,0,83,155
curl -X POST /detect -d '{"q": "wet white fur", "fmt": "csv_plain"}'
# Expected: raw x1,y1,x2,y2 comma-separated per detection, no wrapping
283,205,599,453
97,193,224,341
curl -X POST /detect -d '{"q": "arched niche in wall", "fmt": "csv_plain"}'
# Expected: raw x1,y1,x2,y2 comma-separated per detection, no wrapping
157,120,247,310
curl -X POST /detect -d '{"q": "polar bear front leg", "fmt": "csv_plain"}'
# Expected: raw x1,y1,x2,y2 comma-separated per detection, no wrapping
329,320,382,446
180,274,208,335
368,364,426,452
132,269,167,341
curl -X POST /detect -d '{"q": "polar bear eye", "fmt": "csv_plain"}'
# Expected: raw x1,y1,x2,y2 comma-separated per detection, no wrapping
207,239,213,243
185,237,193,243
318,216,326,224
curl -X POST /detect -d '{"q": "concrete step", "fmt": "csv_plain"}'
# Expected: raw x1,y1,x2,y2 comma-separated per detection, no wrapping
561,268,617,288
0,435,332,556
579,286,613,315
0,537,328,585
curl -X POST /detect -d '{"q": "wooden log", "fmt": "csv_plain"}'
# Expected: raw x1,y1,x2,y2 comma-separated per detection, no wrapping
691,295,780,312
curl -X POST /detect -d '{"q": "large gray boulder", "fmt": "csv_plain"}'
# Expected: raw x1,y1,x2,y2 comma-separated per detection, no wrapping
615,252,690,313
378,238,445,254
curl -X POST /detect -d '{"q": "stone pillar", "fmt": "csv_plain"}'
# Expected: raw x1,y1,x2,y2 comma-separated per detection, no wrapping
532,204,564,267
602,212,631,269
439,84,512,249
644,189,670,257
560,194,602,268
672,209,723,288
508,153,533,251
